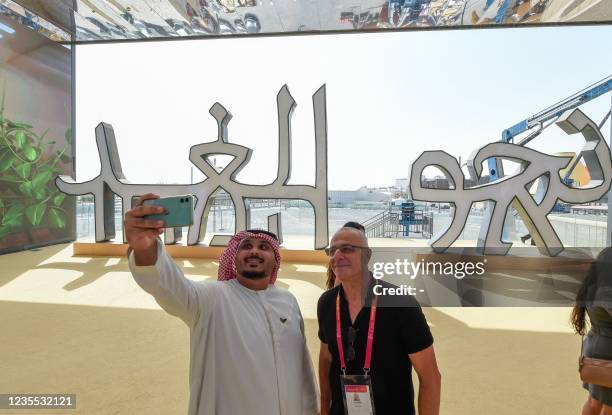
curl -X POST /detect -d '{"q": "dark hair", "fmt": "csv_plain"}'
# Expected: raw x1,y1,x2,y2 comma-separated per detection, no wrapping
245,229,278,241
326,221,366,289
342,221,366,233
326,262,336,290
570,247,612,335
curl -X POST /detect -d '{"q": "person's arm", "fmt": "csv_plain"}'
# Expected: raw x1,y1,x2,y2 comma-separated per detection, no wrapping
409,345,441,415
125,193,207,327
128,240,206,327
397,299,440,415
296,305,320,415
319,342,332,415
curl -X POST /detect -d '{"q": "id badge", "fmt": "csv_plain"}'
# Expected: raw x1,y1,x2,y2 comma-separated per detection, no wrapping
340,374,376,415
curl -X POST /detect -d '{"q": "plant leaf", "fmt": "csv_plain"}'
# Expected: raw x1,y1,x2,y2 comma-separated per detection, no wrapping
48,208,66,228
2,204,23,226
0,153,14,172
34,188,46,200
15,163,31,179
2,216,22,227
53,193,66,207
12,122,32,129
25,203,46,226
32,171,52,192
65,128,72,143
14,130,26,149
0,198,3,208
4,204,21,219
18,181,33,196
23,145,37,161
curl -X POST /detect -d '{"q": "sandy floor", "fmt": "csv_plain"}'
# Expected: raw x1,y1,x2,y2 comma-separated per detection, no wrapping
0,243,588,414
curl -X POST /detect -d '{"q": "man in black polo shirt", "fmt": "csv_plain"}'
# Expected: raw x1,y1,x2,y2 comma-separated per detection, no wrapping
318,226,441,415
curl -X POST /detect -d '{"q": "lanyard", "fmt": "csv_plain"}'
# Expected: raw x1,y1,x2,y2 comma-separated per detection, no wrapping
336,290,378,375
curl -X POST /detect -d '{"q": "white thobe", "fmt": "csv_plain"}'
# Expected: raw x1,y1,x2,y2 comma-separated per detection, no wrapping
128,243,320,415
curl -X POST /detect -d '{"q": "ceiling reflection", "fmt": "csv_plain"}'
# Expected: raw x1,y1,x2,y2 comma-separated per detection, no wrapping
0,0,70,41
3,0,611,43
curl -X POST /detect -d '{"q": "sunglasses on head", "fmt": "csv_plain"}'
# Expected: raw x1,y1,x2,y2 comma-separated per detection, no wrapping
246,229,279,241
346,326,359,363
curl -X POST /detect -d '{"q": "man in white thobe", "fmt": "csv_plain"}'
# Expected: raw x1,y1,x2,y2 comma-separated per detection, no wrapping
125,193,320,415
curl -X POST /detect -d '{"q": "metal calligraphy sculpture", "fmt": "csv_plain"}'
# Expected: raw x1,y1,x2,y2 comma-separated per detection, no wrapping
56,85,329,249
409,108,612,256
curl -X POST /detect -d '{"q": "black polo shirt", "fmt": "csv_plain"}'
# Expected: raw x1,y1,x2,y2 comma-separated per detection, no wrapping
317,281,433,415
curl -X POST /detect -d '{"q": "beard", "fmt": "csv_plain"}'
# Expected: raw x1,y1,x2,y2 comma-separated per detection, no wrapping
240,270,267,280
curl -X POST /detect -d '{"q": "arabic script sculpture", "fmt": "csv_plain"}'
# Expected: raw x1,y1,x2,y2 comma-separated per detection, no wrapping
409,108,612,256
56,85,329,249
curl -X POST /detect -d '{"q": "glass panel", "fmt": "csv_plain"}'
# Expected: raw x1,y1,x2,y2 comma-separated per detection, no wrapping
0,15,74,254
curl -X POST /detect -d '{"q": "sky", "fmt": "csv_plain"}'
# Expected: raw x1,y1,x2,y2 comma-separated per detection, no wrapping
75,25,612,190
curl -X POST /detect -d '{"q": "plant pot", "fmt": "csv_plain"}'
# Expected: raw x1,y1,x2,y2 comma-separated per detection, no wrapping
30,228,55,244
0,231,31,250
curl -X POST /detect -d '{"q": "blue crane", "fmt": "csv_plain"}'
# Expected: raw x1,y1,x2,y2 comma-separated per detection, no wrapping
486,75,612,182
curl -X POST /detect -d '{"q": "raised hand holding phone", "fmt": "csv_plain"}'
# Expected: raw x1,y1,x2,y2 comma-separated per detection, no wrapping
124,193,166,265
143,195,194,228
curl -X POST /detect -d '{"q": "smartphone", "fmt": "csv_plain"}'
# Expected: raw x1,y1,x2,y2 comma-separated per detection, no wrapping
143,195,194,228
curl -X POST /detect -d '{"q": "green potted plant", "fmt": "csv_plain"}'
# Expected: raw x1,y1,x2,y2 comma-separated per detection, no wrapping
0,84,72,250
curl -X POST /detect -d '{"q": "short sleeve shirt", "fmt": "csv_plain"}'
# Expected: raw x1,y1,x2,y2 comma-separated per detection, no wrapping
317,281,433,415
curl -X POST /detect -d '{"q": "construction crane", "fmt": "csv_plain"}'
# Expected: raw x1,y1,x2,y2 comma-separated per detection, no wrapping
486,75,612,182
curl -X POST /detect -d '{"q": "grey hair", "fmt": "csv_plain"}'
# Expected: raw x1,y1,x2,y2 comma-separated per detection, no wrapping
334,226,369,247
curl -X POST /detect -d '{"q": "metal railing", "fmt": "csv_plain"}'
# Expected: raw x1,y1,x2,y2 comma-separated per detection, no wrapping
363,209,402,238
363,207,434,239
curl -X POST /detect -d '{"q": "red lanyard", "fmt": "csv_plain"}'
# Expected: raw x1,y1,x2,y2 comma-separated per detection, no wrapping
336,291,378,375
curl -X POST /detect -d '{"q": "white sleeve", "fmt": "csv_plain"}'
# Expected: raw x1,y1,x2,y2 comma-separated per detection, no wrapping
128,240,212,327
298,305,321,415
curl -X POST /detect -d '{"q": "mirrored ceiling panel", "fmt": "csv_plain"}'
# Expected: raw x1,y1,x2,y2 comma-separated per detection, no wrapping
1,0,71,41
7,0,612,43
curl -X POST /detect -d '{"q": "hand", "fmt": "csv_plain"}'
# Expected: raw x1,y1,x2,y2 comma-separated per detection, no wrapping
124,193,165,265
